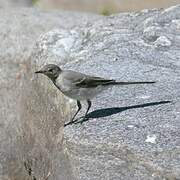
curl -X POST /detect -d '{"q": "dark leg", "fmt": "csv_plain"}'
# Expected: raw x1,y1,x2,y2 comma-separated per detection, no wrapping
84,100,92,118
71,100,82,122
64,100,82,127
78,100,92,124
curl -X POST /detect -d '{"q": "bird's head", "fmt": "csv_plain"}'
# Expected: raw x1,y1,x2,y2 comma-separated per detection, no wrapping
35,64,61,81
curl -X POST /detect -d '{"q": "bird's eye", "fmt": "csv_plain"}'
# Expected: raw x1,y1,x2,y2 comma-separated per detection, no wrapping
49,69,53,72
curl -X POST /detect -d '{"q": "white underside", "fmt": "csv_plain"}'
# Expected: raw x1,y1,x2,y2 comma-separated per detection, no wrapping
62,86,108,100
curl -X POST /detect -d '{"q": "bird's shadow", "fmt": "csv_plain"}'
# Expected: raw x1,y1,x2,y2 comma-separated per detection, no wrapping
73,100,171,125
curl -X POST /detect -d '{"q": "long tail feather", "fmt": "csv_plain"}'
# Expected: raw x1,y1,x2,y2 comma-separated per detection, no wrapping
104,81,156,86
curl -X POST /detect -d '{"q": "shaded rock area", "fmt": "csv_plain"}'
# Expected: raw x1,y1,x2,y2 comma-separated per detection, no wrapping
0,8,99,180
0,5,180,180
32,5,180,180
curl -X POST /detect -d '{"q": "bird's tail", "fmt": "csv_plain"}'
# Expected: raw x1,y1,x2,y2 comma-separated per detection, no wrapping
104,81,156,86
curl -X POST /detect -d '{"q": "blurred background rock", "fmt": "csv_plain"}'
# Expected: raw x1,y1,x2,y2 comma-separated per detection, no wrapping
34,0,180,14
0,0,32,7
1,0,180,14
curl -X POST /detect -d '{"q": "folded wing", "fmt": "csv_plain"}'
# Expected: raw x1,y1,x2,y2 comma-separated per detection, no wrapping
74,76,115,88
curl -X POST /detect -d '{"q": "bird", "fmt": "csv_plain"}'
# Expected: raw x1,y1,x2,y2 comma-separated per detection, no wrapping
35,64,155,126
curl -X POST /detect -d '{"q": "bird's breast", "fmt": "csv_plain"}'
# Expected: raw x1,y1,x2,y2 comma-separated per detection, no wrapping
54,76,71,93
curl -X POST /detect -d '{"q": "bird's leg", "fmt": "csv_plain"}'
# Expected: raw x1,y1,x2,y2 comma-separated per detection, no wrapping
73,100,92,125
64,100,82,127
78,100,92,125
84,100,92,118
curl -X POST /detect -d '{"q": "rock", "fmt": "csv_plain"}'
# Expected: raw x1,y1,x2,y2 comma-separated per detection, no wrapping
1,5,180,180
31,5,180,180
0,8,99,180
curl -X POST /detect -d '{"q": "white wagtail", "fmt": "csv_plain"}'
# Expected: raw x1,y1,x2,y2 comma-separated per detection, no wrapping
35,64,155,126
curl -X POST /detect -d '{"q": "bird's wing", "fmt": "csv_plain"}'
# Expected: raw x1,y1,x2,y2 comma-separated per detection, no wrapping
74,76,115,88
63,70,115,88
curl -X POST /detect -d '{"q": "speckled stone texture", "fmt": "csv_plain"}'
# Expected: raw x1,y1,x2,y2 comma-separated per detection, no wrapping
32,5,180,180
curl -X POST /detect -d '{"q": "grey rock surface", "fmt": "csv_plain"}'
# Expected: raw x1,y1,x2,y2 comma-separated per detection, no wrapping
32,5,180,180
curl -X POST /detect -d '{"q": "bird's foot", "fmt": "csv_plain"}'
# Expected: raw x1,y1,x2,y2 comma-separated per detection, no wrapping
74,116,89,125
64,116,83,126
64,119,78,127
64,116,89,127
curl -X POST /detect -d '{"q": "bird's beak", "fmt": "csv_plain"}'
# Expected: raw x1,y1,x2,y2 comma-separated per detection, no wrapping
35,70,44,74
